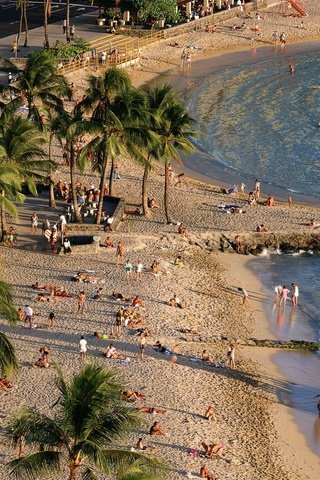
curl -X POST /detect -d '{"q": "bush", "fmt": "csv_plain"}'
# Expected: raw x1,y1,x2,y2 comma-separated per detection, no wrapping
50,37,89,60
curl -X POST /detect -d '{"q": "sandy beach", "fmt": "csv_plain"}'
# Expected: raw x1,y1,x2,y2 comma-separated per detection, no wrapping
1,1,320,479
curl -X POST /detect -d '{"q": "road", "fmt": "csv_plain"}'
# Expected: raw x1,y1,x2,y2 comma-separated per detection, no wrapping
0,0,98,39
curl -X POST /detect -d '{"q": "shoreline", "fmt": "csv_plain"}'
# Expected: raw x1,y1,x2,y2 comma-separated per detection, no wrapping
132,38,320,206
220,252,320,479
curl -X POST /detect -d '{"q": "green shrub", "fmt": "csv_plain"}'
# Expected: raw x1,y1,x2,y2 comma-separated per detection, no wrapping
50,37,89,60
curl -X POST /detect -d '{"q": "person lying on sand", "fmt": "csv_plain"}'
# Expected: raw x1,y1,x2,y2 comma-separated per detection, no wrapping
307,218,320,229
111,291,131,302
147,197,159,209
200,465,217,480
102,343,121,359
168,294,183,308
0,377,13,391
36,293,51,303
122,390,145,401
180,327,198,334
201,442,225,458
73,272,101,283
135,438,156,451
202,350,212,363
53,289,71,298
149,421,166,436
32,281,46,290
204,405,217,422
136,407,167,414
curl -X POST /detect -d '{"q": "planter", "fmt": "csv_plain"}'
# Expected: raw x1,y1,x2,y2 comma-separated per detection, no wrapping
96,18,106,26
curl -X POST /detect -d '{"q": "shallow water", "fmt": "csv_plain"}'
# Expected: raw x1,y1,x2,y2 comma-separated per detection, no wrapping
250,254,320,457
185,49,320,198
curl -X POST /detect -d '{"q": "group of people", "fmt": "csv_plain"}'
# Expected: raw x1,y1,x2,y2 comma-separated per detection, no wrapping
274,283,299,306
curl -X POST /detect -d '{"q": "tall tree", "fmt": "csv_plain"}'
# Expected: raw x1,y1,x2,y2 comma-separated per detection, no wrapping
50,107,98,223
66,0,70,41
80,75,147,224
16,0,29,48
43,0,52,48
5,51,71,128
7,363,162,480
0,278,19,380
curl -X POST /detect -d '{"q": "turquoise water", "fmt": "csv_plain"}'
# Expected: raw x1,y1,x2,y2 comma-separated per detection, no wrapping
250,254,320,457
185,49,320,199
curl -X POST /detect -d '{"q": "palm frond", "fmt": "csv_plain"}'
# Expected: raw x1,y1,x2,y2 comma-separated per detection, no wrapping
0,332,18,379
9,451,61,480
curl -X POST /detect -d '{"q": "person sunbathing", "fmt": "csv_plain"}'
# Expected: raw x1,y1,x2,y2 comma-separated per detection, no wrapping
202,350,212,363
102,343,120,359
147,197,159,209
174,256,185,268
265,194,275,206
111,291,131,302
136,407,167,414
53,289,71,297
168,294,183,308
201,442,225,458
122,390,145,401
180,327,198,334
104,237,114,248
178,224,187,236
44,283,58,291
127,318,145,328
0,377,13,391
149,421,166,436
204,405,217,422
135,438,156,451
200,465,217,480
32,281,45,290
150,260,162,275
131,295,145,308
36,293,50,302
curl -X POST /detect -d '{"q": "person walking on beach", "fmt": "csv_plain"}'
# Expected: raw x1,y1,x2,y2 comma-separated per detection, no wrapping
24,304,33,329
280,285,290,306
77,291,86,314
116,241,123,264
239,287,250,307
139,334,146,359
79,336,87,362
48,311,55,328
291,283,299,306
136,260,143,280
280,31,286,47
272,31,277,46
227,344,236,368
254,179,260,199
180,50,186,70
31,212,39,235
124,260,133,281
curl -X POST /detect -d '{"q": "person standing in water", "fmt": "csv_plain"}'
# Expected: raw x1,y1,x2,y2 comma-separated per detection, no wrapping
291,283,299,306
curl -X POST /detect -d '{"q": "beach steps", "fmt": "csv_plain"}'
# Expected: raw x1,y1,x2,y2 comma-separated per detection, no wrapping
287,0,307,16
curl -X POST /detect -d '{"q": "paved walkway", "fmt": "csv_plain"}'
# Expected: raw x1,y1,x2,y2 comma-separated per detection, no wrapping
0,8,109,60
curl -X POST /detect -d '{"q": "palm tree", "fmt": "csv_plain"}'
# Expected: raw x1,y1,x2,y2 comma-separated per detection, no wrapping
16,0,29,47
0,110,51,233
79,68,143,224
0,278,19,380
6,51,71,128
50,107,98,223
43,0,52,48
66,0,70,41
146,85,196,224
7,363,162,480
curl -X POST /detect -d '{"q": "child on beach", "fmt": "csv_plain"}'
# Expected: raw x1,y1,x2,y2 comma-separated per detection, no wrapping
227,344,236,368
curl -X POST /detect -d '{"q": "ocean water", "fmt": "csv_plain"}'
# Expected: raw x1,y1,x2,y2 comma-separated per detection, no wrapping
184,49,320,199
250,254,320,457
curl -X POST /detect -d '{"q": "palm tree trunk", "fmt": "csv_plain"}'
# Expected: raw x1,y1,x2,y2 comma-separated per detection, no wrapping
17,3,23,44
0,205,7,241
164,162,171,224
69,144,82,223
108,157,115,196
44,0,49,47
48,175,56,208
69,461,80,480
23,0,28,47
142,164,150,216
96,153,108,225
66,0,70,42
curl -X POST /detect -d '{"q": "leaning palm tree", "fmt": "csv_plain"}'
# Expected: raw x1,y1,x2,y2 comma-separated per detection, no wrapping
0,278,19,380
7,363,162,480
6,51,71,128
43,0,52,47
16,0,29,47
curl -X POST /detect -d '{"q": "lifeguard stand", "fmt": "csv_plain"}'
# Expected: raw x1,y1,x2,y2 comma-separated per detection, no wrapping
278,0,307,17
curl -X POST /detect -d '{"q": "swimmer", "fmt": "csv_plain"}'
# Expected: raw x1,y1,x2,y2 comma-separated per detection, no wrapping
288,63,295,74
